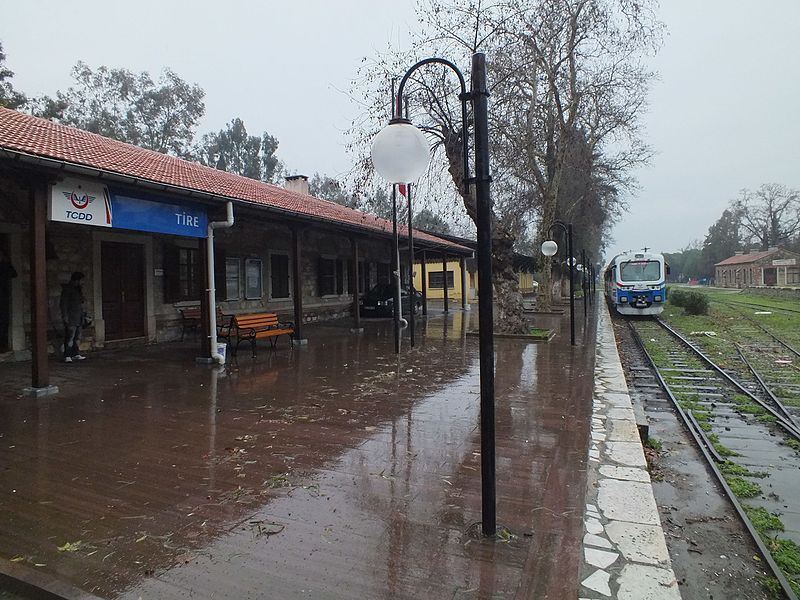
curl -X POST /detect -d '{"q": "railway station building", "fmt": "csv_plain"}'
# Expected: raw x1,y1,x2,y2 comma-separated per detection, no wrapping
0,107,471,393
714,247,800,288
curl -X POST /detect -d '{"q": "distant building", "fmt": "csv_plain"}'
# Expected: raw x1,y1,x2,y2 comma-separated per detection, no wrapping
714,247,800,288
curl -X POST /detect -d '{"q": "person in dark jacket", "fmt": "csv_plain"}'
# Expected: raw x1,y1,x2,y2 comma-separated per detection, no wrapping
60,271,86,362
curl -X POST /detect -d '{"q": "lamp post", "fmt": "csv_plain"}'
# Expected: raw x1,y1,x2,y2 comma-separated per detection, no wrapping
371,53,496,536
406,184,415,347
581,249,588,317
541,220,575,346
391,185,402,354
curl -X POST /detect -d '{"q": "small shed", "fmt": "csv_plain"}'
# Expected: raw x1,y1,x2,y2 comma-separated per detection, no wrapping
714,247,800,288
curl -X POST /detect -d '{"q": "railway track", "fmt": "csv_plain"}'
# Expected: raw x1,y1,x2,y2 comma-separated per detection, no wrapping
624,315,800,599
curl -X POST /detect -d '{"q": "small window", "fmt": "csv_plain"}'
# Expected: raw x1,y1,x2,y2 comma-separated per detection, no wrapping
225,258,241,300
245,258,263,300
318,257,337,296
429,271,454,289
270,254,290,299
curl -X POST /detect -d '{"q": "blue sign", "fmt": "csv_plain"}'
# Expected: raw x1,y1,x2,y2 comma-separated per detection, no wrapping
109,189,208,238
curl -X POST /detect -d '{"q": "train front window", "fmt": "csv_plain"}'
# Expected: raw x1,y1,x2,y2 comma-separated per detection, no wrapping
620,260,660,282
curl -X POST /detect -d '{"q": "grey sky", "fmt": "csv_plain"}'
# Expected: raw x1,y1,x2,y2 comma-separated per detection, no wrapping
3,1,799,259
613,0,800,258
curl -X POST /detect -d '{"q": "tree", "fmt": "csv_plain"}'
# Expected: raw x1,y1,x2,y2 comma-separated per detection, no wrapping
700,209,741,278
664,242,702,282
308,173,359,208
0,42,26,109
349,0,661,331
29,61,204,156
489,0,659,311
196,118,282,183
413,208,452,235
731,184,800,250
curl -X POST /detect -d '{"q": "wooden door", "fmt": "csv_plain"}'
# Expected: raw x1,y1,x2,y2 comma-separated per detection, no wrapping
764,267,777,286
102,242,145,340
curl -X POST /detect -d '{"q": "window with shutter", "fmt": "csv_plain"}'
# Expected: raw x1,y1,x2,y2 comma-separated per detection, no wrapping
270,254,290,299
347,260,355,295
336,259,344,295
318,258,336,296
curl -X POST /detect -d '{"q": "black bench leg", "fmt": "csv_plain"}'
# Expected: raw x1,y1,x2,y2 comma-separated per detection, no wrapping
251,336,257,358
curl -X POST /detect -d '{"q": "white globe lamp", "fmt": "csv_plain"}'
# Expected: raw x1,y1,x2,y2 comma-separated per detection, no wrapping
541,240,558,257
370,119,431,184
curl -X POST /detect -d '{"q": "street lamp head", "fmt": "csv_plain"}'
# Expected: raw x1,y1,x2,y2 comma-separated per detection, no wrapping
541,240,558,257
370,118,431,184
567,257,577,267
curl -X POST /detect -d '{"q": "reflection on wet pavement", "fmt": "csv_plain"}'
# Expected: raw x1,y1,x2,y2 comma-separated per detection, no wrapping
0,308,595,599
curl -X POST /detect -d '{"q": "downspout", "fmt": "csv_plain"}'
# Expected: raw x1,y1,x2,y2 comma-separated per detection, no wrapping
207,202,234,364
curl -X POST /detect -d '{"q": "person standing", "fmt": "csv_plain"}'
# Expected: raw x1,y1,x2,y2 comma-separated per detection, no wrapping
0,248,17,352
60,271,86,362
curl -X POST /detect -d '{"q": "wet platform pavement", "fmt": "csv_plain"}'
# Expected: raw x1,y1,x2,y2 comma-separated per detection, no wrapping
0,306,600,599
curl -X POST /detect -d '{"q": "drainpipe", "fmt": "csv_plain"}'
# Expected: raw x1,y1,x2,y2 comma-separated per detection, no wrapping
207,202,235,364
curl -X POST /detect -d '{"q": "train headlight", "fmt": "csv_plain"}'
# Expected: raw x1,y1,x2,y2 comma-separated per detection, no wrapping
619,296,628,303
654,295,662,302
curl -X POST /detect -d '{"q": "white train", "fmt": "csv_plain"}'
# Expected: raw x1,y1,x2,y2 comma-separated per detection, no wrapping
604,250,668,316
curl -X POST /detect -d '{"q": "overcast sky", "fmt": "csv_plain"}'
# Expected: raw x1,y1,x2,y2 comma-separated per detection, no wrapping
3,1,799,259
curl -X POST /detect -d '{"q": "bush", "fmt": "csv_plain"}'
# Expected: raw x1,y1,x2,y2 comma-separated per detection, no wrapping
667,287,688,307
683,291,710,315
666,288,708,315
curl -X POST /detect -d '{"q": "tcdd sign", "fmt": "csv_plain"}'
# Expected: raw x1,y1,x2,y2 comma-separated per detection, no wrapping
50,178,208,238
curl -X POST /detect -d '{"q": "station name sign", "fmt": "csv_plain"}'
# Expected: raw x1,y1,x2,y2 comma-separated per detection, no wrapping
49,177,208,238
772,258,796,266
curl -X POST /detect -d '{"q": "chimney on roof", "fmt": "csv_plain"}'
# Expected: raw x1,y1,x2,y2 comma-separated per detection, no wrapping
285,175,309,196
734,250,744,255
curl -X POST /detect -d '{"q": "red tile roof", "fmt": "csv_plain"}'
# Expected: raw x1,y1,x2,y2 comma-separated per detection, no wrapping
0,108,468,253
715,249,779,266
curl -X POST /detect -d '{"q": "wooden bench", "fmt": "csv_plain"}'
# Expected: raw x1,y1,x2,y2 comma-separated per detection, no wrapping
222,312,294,356
178,306,231,341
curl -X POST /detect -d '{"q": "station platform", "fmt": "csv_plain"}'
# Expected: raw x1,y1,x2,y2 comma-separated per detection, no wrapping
0,302,678,599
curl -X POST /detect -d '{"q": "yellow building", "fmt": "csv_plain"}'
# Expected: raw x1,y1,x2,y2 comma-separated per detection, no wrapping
413,259,475,302
411,254,537,304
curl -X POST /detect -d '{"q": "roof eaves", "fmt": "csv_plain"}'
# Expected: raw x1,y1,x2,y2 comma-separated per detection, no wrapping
0,145,472,254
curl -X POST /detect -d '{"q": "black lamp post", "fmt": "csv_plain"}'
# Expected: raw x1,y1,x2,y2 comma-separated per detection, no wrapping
406,184,415,347
581,249,588,318
371,53,496,536
541,220,575,346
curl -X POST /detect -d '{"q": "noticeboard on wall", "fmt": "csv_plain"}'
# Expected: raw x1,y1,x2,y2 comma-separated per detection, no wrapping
245,258,263,300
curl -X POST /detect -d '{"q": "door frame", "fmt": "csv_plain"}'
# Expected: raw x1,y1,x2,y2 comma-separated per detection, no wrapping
92,231,155,346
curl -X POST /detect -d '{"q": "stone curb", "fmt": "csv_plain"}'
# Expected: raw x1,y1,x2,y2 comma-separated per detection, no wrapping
579,303,682,599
